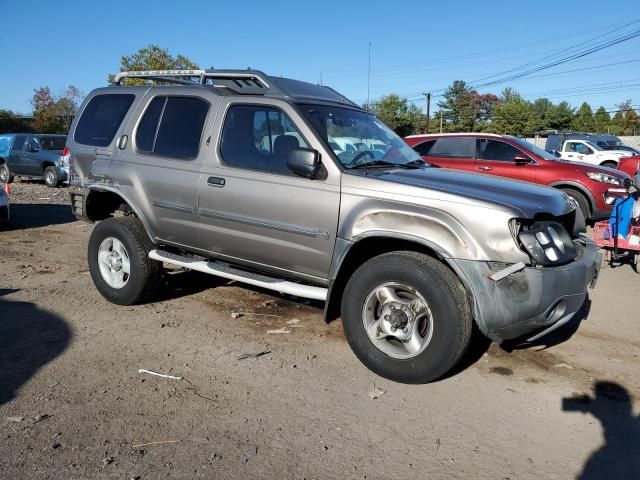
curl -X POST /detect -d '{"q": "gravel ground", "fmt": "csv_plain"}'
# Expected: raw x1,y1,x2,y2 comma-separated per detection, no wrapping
1,180,639,479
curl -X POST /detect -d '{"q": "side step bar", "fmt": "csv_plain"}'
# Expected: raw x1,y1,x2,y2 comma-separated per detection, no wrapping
149,249,328,301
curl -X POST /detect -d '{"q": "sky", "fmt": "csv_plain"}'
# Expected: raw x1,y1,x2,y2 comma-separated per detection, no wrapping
1,0,639,115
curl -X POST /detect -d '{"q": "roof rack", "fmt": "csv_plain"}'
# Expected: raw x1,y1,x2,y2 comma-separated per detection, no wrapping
112,69,272,95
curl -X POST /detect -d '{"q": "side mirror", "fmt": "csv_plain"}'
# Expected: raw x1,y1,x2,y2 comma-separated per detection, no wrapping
514,155,531,165
553,150,561,157
27,143,39,153
287,148,323,179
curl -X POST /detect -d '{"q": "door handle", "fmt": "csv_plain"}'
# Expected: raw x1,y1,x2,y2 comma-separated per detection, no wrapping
477,166,492,171
207,176,225,187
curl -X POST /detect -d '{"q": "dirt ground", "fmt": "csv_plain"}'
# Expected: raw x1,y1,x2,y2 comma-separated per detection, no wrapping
1,180,639,480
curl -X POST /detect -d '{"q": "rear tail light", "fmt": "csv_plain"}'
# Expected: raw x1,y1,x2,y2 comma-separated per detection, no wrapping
60,146,71,167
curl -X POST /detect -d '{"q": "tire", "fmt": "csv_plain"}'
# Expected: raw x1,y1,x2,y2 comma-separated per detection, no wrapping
44,166,59,188
562,188,590,221
88,216,161,305
601,161,617,169
341,251,472,384
0,164,12,184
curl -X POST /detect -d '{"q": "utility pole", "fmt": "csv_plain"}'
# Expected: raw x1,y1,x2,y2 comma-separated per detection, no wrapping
367,42,372,111
423,92,431,133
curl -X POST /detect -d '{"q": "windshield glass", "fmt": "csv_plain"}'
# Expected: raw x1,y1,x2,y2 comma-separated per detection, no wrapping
508,136,559,161
300,104,423,168
585,141,603,151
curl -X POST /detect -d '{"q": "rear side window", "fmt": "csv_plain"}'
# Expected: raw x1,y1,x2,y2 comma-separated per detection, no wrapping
412,139,436,156
429,137,475,157
136,96,209,159
74,94,135,147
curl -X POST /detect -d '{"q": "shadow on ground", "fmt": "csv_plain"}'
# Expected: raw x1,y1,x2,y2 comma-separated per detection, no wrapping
564,381,640,479
0,203,75,231
0,289,72,406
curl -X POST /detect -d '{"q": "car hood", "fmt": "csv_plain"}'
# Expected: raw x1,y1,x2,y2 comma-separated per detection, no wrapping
365,167,574,218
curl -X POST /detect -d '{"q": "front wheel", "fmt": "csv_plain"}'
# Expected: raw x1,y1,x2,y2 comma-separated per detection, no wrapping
562,188,590,221
88,216,161,305
0,164,13,184
341,251,472,384
601,161,618,169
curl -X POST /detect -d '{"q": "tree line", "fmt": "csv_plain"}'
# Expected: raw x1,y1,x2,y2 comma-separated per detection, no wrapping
370,80,640,138
2,45,639,138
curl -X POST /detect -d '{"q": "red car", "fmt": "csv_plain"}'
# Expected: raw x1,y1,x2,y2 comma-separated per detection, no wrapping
405,133,629,220
618,155,640,177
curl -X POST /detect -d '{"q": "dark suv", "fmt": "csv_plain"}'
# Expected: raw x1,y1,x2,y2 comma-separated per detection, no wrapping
0,133,69,187
405,133,629,221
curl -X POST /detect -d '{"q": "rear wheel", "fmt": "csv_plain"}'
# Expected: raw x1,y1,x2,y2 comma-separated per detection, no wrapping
562,188,590,221
341,251,472,384
44,166,59,187
88,216,161,305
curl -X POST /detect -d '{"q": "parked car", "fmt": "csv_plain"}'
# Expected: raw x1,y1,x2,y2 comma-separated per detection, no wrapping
602,144,640,156
545,133,622,151
67,69,599,383
543,134,630,167
0,186,9,222
405,133,629,221
618,155,640,177
0,133,69,187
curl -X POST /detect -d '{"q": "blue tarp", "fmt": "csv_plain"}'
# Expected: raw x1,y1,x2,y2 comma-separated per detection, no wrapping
0,134,14,159
609,196,636,239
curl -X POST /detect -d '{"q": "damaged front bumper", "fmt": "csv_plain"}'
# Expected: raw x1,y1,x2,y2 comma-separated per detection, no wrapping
453,238,600,343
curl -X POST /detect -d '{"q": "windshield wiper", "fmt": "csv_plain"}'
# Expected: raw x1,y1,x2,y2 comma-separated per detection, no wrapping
348,160,421,170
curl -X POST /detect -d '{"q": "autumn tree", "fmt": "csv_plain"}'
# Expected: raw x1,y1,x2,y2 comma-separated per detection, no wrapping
109,45,199,85
31,85,83,133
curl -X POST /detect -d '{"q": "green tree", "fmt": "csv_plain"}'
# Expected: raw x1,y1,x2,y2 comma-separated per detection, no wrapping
593,106,611,133
108,45,199,85
530,98,554,132
571,102,595,132
371,94,425,137
548,101,574,131
491,88,533,136
437,80,475,131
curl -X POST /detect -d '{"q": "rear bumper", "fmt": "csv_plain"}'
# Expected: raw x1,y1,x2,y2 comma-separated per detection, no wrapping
453,238,600,342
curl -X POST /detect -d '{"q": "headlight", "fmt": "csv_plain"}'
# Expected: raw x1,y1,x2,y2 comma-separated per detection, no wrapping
585,172,622,185
518,221,577,266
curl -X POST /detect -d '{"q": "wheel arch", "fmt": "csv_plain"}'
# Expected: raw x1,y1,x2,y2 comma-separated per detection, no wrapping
548,181,595,214
42,161,56,172
84,187,157,244
599,159,619,167
323,234,482,331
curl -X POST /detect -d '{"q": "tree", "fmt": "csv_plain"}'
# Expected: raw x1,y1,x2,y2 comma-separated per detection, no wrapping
0,110,34,134
491,89,533,136
593,106,611,134
530,98,554,132
109,45,199,85
438,80,475,131
370,94,425,137
571,102,595,132
471,92,498,129
31,85,83,133
548,101,574,131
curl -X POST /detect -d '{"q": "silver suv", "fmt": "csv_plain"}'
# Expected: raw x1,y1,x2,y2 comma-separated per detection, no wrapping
67,69,600,383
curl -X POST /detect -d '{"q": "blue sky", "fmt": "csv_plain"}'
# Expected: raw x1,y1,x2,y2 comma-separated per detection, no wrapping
1,0,639,114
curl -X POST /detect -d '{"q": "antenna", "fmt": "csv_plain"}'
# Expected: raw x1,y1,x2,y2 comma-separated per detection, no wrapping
367,42,372,111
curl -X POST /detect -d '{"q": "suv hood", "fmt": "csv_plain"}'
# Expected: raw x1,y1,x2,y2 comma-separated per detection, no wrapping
363,167,574,218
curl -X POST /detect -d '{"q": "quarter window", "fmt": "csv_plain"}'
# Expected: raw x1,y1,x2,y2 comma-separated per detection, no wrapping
136,96,209,159
220,105,308,175
428,137,475,157
74,94,135,147
478,139,525,162
412,139,436,156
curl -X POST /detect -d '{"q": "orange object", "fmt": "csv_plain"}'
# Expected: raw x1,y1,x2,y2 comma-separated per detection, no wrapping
3,182,10,196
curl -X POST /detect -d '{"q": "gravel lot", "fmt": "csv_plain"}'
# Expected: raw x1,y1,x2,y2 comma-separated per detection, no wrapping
1,179,639,479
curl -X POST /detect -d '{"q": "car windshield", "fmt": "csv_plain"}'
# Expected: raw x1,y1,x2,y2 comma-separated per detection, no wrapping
507,136,559,160
585,141,603,151
300,104,424,169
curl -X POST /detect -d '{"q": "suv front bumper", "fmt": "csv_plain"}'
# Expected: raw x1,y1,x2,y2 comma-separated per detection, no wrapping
453,238,600,342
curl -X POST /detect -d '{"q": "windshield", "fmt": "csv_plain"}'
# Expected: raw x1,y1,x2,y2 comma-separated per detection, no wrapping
585,141,603,151
508,136,559,160
300,104,423,169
